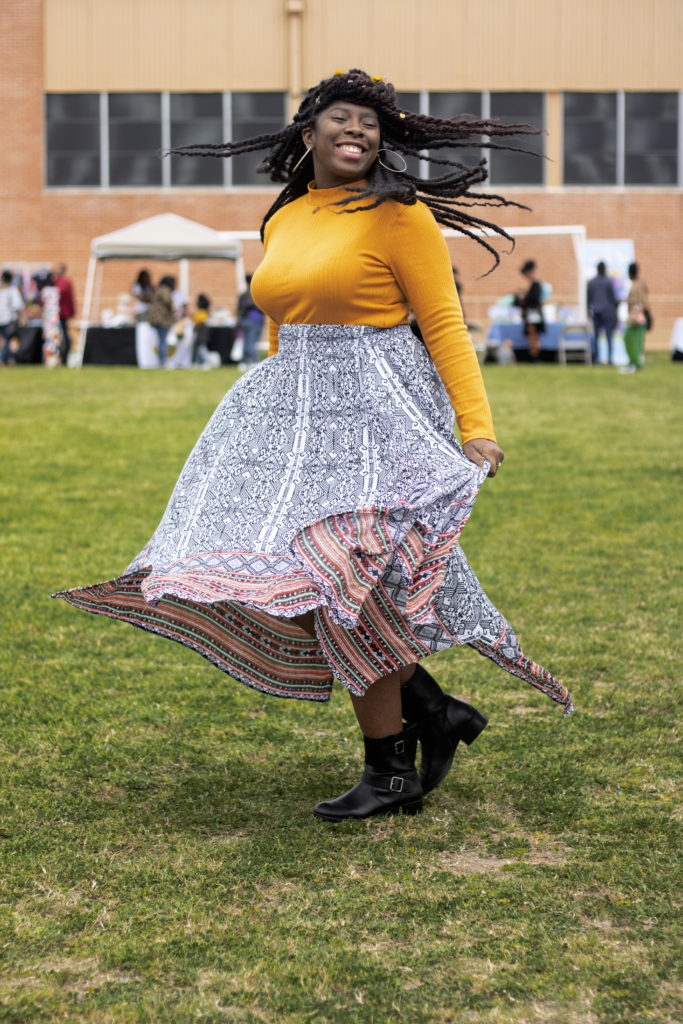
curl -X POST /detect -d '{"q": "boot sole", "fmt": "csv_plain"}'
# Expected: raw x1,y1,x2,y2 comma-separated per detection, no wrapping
421,708,488,796
312,798,424,823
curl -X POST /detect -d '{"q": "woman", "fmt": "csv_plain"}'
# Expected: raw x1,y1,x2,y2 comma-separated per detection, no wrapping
145,275,175,367
514,259,545,359
0,270,24,366
131,269,154,322
55,71,572,822
236,274,265,370
621,262,649,374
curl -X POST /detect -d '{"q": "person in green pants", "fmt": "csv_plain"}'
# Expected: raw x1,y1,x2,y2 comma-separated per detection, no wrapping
621,262,649,373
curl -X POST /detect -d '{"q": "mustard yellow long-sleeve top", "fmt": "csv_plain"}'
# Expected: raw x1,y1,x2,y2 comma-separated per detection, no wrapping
250,183,495,443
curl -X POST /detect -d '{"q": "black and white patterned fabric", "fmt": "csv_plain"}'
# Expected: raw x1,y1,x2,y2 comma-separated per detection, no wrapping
57,324,572,715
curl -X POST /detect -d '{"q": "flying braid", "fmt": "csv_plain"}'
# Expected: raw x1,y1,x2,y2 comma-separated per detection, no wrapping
171,70,543,268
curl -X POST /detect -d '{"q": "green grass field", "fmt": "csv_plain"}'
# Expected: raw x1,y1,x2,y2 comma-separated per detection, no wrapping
1,356,681,1023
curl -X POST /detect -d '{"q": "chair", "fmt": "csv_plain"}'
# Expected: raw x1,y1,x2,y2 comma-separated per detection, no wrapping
558,324,592,365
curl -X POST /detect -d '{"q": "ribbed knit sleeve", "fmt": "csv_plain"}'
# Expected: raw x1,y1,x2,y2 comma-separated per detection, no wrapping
386,203,494,443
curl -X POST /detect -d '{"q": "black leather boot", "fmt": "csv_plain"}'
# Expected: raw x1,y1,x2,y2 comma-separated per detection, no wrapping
401,664,487,796
312,724,423,822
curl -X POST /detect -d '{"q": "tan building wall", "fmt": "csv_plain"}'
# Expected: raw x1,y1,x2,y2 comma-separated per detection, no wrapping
44,0,683,92
2,1,681,349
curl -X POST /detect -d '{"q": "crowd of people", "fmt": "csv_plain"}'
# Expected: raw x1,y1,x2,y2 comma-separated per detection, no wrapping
1,251,652,373
0,263,266,370
0,264,76,367
493,257,652,368
587,261,651,372
130,269,265,370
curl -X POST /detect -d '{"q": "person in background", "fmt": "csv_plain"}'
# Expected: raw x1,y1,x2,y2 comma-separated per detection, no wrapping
587,261,618,365
0,270,24,366
621,262,649,374
132,269,154,322
145,275,175,367
192,293,212,366
53,265,76,366
236,274,264,370
514,259,545,359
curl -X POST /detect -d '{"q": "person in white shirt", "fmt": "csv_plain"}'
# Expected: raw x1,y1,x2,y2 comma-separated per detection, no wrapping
0,271,24,365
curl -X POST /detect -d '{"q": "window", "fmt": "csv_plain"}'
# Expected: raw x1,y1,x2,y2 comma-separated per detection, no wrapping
108,93,162,187
625,93,678,185
170,93,224,186
424,93,545,185
489,93,544,185
45,94,100,187
45,89,679,190
563,93,618,185
564,91,679,186
45,91,287,188
428,93,483,179
394,92,421,177
231,93,287,185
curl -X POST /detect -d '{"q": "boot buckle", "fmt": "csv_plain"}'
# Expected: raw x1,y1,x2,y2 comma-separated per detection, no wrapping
389,776,405,793
394,740,405,755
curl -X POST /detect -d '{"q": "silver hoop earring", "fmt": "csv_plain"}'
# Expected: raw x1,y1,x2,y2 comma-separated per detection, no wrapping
290,145,312,174
377,148,408,173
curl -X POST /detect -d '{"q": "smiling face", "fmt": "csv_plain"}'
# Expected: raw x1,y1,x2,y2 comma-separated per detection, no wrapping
301,101,381,188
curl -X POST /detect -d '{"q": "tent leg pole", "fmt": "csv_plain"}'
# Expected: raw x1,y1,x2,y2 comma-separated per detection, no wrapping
235,255,246,295
77,256,97,367
179,259,189,303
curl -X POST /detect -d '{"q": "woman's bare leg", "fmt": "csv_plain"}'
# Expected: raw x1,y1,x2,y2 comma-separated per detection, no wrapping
349,665,416,737
528,325,540,358
289,612,416,738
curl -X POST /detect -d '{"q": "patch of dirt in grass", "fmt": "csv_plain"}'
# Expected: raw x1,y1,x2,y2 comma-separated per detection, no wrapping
653,981,683,1023
202,828,248,844
439,850,514,873
95,783,128,803
509,704,544,716
1,957,137,1000
15,883,85,920
429,998,600,1023
253,879,303,908
438,834,571,875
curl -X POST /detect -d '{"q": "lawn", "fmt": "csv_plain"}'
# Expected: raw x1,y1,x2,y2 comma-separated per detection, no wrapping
0,356,681,1023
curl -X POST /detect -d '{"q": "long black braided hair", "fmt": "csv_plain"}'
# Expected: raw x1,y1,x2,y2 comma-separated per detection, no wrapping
172,69,542,268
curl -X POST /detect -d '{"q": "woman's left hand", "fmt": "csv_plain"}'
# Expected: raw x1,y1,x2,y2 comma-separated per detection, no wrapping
463,438,505,478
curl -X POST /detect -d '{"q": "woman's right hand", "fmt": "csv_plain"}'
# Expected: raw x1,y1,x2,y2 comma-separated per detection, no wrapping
463,438,505,478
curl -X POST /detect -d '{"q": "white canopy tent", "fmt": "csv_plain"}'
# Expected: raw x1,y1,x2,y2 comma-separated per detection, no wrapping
78,213,246,361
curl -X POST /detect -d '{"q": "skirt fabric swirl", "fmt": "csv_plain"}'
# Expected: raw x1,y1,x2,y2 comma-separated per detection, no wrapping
55,324,573,715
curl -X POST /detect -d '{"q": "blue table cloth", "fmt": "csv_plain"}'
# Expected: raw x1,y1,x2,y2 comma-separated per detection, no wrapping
486,322,565,351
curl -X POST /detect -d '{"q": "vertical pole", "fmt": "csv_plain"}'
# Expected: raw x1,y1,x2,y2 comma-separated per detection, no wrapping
678,92,683,188
92,260,103,326
100,92,109,189
161,92,171,188
77,256,97,366
545,92,563,188
616,91,625,187
179,259,189,301
285,0,305,120
419,91,429,178
223,91,232,188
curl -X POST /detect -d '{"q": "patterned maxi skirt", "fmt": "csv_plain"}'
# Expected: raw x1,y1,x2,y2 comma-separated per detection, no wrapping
55,324,573,716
